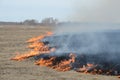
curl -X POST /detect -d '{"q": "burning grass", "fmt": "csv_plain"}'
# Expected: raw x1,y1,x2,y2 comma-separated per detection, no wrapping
11,31,120,77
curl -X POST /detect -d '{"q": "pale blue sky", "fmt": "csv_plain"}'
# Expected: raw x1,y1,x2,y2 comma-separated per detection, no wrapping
0,0,120,23
0,0,74,21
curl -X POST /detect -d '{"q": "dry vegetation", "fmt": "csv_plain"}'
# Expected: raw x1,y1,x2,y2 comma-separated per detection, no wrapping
0,25,119,80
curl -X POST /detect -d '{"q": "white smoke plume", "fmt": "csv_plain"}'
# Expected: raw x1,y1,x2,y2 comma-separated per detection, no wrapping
48,0,120,62
70,0,120,23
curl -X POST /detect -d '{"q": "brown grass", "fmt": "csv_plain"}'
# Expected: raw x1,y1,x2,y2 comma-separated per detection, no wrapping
0,25,119,80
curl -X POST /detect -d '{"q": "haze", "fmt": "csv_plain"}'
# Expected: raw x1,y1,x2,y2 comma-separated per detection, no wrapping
0,0,120,23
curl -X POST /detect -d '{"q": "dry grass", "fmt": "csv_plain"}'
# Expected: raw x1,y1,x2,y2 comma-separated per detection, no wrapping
0,25,119,80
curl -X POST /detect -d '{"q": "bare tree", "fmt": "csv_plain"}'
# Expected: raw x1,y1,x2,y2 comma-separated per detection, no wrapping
41,17,58,26
23,19,39,25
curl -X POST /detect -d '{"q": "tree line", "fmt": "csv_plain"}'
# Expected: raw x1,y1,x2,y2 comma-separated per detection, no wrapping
0,17,59,26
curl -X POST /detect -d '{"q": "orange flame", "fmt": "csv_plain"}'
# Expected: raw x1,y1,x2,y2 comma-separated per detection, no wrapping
11,32,53,61
27,32,53,43
35,53,76,72
11,51,39,61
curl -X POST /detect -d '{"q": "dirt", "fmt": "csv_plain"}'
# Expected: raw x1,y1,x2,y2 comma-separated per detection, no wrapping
0,25,119,80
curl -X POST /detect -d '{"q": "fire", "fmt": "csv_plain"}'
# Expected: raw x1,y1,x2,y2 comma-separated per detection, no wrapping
11,51,39,61
35,53,75,71
11,32,53,61
11,31,120,77
76,63,98,74
27,31,53,43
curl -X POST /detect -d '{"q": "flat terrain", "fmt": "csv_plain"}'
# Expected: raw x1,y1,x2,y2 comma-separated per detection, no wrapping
0,25,119,80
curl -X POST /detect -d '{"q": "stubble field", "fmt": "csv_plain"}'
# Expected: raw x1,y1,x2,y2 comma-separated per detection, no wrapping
0,25,119,80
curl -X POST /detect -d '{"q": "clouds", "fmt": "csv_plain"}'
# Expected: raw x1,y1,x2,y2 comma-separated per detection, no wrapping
71,0,120,23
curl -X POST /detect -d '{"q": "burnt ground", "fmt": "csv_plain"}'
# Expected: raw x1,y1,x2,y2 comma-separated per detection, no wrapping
0,25,119,80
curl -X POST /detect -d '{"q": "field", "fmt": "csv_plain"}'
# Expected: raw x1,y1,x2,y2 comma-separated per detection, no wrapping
0,25,119,80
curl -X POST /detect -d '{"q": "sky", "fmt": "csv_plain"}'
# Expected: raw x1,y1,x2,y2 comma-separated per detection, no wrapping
0,0,120,23
0,0,73,22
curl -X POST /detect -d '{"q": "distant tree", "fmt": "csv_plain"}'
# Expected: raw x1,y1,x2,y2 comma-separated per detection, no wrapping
23,19,39,25
41,17,58,26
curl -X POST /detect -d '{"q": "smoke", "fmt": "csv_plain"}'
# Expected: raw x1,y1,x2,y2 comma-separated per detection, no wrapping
71,0,120,23
45,23,120,63
42,0,120,63
53,24,120,53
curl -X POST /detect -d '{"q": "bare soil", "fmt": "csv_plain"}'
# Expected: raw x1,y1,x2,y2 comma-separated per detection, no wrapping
0,25,119,80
